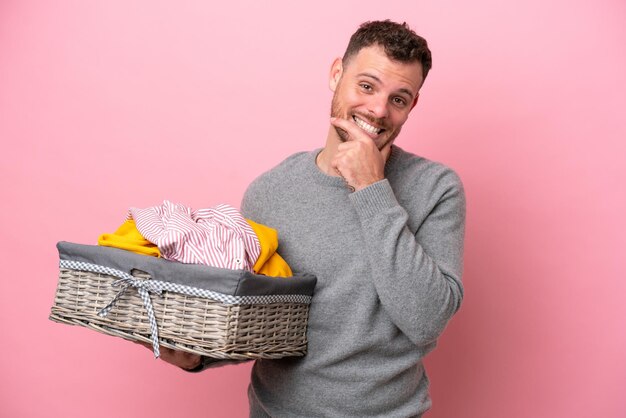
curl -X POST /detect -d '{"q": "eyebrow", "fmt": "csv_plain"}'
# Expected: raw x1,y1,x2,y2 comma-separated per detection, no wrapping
357,72,415,100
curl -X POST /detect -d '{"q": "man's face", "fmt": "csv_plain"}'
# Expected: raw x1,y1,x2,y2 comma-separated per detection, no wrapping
329,45,424,150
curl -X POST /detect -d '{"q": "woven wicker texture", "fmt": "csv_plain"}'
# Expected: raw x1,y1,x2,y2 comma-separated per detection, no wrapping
50,268,309,359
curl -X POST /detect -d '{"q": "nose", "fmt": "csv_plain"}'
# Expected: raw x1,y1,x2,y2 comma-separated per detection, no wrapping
366,93,389,119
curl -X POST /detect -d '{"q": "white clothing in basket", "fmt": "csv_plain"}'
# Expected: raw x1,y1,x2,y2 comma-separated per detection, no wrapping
129,200,260,271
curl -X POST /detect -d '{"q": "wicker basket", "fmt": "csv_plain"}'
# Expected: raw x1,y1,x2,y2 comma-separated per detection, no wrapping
49,242,316,363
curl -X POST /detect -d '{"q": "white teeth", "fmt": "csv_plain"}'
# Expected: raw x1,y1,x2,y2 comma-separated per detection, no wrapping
353,116,382,135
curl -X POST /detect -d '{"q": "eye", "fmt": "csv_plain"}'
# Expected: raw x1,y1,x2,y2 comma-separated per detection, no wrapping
392,96,408,107
359,83,373,92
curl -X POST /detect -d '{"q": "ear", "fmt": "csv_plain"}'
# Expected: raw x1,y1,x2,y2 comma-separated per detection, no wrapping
410,93,420,111
329,58,343,92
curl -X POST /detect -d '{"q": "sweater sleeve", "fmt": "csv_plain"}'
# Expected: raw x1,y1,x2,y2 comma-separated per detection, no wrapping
349,171,466,346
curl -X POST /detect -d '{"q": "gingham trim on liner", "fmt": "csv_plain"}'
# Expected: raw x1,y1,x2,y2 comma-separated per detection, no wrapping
59,260,312,305
59,259,312,359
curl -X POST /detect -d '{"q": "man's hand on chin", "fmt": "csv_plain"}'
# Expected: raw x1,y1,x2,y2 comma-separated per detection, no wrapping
329,116,392,192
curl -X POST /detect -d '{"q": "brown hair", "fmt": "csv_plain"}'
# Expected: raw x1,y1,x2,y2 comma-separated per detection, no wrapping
343,20,432,82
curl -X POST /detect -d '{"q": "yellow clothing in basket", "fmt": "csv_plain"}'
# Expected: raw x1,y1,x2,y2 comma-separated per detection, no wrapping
98,218,291,277
98,219,161,257
246,219,293,278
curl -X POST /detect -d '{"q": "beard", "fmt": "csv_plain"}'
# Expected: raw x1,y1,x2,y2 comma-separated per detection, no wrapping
330,90,351,142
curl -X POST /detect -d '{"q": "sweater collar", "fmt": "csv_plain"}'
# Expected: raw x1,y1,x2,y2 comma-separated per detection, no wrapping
307,146,402,188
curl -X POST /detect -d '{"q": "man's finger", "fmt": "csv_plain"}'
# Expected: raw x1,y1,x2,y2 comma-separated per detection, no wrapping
330,117,375,144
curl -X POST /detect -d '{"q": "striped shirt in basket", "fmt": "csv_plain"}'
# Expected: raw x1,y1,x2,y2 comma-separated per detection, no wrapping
129,200,260,271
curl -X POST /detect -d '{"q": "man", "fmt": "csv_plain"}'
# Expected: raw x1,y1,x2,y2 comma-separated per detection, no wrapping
159,20,465,417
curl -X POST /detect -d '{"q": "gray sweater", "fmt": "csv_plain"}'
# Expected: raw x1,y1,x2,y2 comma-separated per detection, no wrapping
241,146,466,418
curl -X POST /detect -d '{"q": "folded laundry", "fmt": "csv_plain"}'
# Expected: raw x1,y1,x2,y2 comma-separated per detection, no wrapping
247,219,293,278
129,200,260,271
98,219,161,257
97,201,293,277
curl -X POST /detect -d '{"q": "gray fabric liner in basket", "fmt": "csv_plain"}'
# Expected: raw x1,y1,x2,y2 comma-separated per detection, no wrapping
57,241,316,296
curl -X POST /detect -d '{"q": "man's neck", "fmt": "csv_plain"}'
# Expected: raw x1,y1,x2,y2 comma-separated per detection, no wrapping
315,127,342,177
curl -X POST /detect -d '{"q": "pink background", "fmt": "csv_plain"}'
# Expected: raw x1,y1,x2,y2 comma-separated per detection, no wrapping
1,1,625,417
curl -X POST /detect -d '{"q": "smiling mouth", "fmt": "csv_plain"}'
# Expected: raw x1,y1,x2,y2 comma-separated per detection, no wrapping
353,115,384,136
